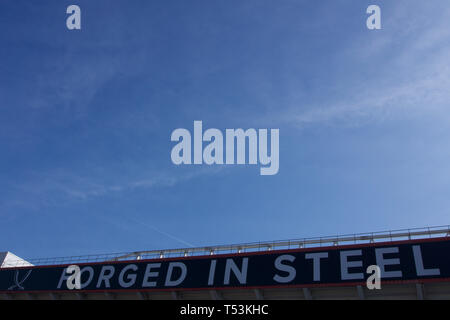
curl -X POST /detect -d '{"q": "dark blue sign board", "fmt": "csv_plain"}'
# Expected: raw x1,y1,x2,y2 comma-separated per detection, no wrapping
1,238,449,293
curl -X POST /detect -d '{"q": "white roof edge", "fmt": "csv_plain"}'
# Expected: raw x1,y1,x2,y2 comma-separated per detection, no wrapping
0,251,33,268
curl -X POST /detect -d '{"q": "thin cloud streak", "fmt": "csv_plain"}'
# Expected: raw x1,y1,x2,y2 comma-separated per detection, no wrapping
128,217,196,248
2,166,226,210
284,65,450,128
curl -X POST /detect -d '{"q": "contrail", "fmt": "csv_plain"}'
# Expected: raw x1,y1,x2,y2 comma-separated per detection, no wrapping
129,218,195,248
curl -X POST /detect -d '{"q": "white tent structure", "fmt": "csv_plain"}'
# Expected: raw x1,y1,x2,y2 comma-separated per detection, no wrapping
0,252,33,268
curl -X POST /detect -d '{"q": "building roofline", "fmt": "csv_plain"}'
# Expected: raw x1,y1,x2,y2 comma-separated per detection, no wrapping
3,225,449,268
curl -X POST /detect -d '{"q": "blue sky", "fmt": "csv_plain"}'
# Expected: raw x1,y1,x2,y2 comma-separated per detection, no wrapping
1,0,450,259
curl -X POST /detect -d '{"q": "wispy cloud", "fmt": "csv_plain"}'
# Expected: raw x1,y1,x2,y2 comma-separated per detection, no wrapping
283,65,450,128
3,166,225,210
260,2,450,129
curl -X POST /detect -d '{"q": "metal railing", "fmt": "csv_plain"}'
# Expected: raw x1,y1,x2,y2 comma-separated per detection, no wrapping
2,225,449,268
